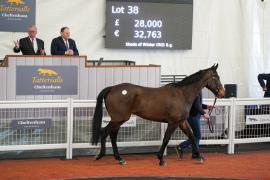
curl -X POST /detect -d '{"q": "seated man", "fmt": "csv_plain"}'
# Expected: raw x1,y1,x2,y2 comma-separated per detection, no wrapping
51,27,79,55
13,25,45,55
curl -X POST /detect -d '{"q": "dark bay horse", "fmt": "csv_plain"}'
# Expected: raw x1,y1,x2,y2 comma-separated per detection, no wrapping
91,64,225,166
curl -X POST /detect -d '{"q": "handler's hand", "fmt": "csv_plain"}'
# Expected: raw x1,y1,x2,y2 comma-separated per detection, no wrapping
207,105,213,110
202,114,210,120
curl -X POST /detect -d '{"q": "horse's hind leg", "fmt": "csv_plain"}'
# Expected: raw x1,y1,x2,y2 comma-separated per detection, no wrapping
109,121,125,165
179,121,202,162
157,122,179,166
95,123,111,160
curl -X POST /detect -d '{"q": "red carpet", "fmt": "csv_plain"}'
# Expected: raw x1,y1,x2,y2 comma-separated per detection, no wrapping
0,151,269,180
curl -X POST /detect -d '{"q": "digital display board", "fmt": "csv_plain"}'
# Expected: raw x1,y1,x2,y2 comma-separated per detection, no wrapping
105,0,193,50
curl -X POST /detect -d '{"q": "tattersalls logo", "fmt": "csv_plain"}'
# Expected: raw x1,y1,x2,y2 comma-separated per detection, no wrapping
0,0,31,20
7,0,25,5
32,68,64,85
37,68,58,76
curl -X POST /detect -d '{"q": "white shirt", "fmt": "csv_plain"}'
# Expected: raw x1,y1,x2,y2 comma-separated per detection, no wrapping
29,37,38,53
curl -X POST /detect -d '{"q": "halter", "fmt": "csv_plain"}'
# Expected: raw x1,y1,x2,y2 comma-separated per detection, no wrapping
204,69,222,97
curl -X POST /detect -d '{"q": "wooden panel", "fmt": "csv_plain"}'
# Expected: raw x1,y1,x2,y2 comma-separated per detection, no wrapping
7,57,20,100
155,67,161,87
122,67,131,83
130,68,140,85
61,56,71,65
113,68,123,85
96,68,106,95
0,68,7,100
78,57,89,100
147,67,157,88
71,56,80,65
52,56,61,65
68,57,80,99
16,56,26,65
139,67,148,87
25,57,35,66
105,68,114,87
88,68,97,99
43,56,53,65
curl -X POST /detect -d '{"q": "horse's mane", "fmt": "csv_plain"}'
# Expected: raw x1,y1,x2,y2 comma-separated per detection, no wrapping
167,68,209,87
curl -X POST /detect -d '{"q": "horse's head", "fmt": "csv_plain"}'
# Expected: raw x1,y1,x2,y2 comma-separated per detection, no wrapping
205,64,225,98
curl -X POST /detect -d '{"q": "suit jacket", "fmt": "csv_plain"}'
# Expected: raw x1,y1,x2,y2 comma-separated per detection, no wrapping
50,36,79,55
258,73,270,97
13,37,45,55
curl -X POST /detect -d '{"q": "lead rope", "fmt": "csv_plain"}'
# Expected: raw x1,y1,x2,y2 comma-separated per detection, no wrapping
207,97,217,133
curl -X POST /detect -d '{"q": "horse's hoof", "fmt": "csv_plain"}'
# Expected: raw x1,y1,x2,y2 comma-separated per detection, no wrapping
192,155,205,163
119,159,126,165
95,154,103,160
159,161,167,166
199,158,204,164
195,157,204,164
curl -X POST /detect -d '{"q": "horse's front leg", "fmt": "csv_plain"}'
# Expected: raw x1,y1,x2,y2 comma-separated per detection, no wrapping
157,122,178,166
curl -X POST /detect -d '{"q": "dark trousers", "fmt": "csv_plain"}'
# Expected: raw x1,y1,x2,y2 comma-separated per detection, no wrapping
179,114,201,156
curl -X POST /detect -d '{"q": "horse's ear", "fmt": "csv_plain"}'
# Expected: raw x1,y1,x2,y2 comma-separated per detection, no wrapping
212,63,218,70
215,63,218,70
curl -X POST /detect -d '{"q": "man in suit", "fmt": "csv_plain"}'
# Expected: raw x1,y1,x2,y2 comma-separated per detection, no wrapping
51,27,79,55
13,25,45,55
258,73,270,97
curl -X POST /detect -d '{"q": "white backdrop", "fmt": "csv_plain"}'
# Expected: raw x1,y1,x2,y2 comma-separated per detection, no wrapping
0,0,269,98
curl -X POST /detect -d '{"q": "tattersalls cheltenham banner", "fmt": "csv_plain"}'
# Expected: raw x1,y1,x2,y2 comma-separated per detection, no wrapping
0,0,36,32
16,66,78,95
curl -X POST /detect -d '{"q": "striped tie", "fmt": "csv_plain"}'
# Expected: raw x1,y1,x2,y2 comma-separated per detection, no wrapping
65,40,69,49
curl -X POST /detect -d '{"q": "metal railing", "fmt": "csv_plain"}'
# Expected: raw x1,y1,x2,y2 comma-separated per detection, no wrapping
0,98,270,159
87,59,136,66
160,75,186,86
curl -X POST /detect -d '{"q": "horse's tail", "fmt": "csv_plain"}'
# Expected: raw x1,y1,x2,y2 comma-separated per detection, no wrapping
91,86,112,145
